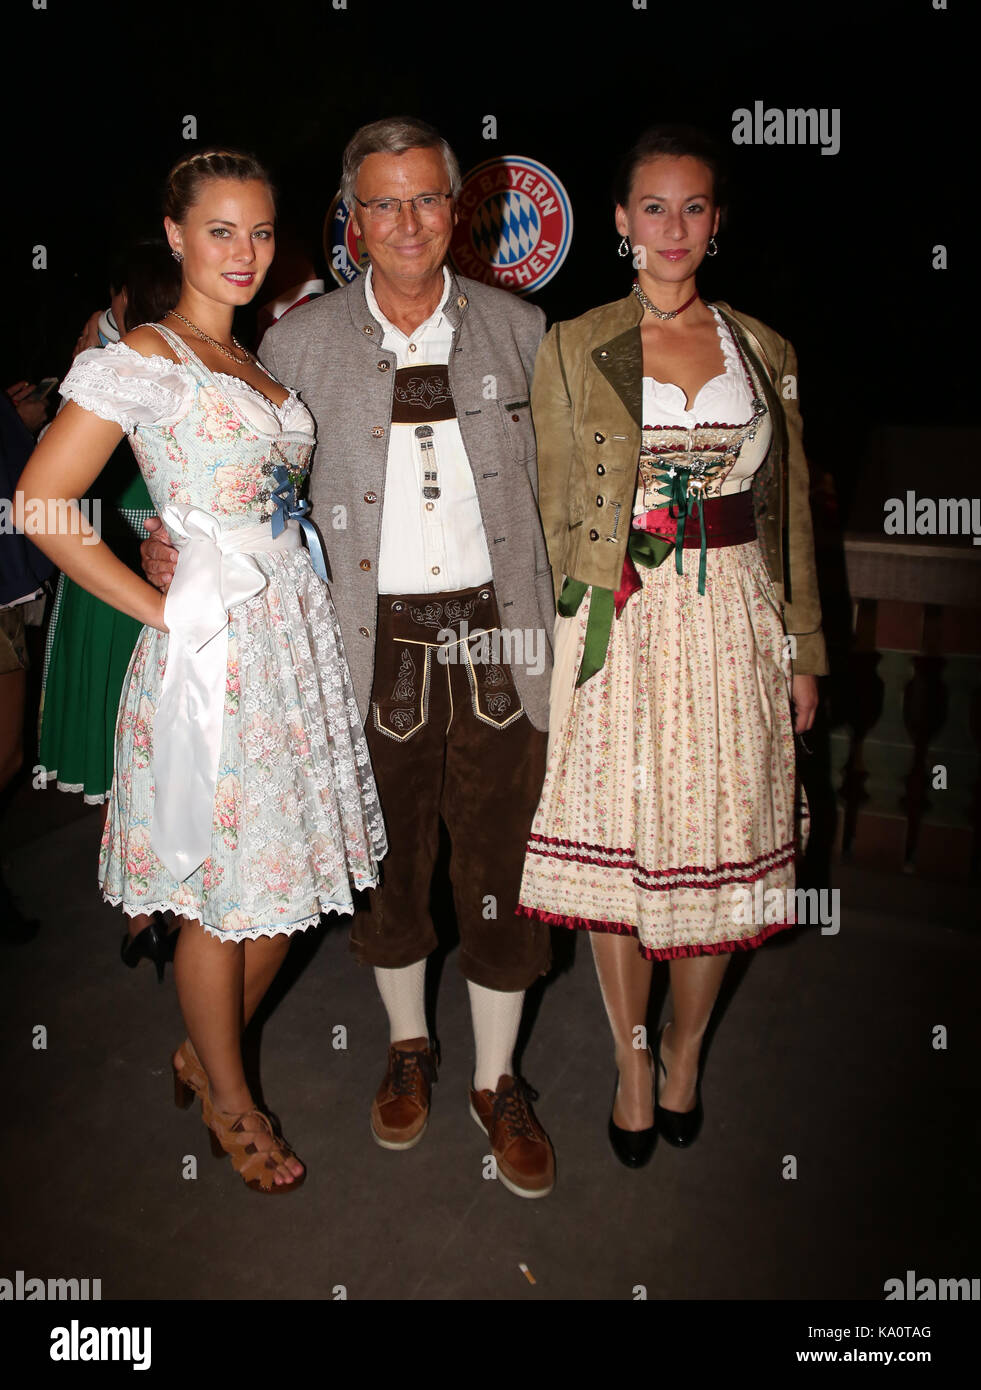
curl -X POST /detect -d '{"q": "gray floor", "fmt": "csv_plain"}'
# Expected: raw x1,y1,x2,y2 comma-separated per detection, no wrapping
1,797,978,1302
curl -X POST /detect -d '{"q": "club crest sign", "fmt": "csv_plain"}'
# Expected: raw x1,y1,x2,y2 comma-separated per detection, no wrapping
449,156,572,294
323,193,368,285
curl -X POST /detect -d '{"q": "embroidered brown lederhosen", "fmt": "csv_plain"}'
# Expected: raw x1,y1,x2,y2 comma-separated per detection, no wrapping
352,576,551,990
371,362,531,741
371,583,526,743
351,350,550,987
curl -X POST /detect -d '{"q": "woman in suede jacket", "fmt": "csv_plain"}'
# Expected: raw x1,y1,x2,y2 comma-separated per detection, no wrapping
518,125,826,1167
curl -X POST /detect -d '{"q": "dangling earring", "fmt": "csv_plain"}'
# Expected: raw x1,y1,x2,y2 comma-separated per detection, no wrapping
617,236,630,259
172,249,183,264
706,236,719,258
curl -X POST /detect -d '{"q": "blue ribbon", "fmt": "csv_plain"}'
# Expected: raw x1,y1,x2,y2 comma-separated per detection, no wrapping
269,464,328,582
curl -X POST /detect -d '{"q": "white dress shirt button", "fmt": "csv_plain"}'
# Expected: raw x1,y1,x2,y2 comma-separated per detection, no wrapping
365,267,492,595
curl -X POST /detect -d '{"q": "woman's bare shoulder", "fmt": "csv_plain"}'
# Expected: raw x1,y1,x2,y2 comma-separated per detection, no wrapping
121,323,181,364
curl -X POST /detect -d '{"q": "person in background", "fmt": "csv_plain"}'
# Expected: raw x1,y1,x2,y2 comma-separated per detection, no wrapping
254,227,324,339
5,381,53,437
37,240,182,979
1,390,55,941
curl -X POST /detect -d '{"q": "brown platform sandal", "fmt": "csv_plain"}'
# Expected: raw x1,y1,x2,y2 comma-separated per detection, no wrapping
172,1040,209,1110
202,1095,306,1195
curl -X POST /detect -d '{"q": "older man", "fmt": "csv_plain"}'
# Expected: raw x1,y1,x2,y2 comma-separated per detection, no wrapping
145,118,556,1198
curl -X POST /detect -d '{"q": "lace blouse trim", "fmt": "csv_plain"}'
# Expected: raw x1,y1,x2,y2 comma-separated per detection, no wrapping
59,341,312,437
59,344,192,435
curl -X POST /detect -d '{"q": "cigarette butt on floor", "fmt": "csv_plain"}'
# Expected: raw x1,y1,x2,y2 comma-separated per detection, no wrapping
518,1262,536,1285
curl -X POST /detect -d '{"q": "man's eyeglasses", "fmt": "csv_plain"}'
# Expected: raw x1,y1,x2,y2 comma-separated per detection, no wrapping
354,192,453,223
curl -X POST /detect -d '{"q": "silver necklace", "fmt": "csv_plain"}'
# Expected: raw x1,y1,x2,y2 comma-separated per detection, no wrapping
632,282,699,321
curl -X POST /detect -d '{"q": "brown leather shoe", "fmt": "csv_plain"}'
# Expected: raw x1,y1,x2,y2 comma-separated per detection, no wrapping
370,1038,438,1150
469,1074,555,1198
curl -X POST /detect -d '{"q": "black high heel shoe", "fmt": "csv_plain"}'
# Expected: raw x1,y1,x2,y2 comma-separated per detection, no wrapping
654,1024,703,1148
608,1048,656,1168
119,915,171,983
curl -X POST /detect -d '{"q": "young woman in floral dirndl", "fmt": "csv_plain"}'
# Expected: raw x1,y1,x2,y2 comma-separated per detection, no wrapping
17,151,386,1193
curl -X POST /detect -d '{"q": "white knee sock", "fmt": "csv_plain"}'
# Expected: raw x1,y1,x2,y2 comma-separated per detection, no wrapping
374,962,427,1044
468,981,524,1092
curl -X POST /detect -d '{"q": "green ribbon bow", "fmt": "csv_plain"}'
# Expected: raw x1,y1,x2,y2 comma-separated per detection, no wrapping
657,467,709,596
559,528,674,687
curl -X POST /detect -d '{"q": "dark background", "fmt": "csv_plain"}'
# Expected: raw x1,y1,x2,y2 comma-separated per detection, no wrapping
3,0,969,522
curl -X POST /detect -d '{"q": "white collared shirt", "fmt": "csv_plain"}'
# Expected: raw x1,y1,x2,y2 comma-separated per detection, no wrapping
366,267,493,594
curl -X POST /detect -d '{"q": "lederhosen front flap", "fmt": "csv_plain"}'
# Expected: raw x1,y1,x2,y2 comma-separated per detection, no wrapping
373,585,524,740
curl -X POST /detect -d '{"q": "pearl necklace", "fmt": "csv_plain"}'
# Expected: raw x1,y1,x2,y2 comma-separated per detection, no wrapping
166,310,250,363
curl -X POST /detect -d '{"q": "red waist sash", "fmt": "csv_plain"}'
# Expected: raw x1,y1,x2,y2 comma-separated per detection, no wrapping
615,489,757,613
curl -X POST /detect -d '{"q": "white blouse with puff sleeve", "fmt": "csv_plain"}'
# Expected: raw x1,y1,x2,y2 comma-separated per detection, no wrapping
59,341,314,438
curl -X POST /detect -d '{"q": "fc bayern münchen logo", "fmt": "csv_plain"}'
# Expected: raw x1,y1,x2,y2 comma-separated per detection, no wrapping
449,155,573,294
323,192,368,285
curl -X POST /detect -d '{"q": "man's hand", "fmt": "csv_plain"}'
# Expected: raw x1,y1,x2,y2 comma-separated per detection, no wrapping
73,311,103,359
791,674,819,734
141,516,178,593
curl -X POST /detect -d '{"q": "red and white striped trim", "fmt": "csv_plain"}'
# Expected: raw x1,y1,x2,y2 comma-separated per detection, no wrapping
525,833,796,891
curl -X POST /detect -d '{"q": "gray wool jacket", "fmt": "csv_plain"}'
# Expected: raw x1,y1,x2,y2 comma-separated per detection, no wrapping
259,271,555,730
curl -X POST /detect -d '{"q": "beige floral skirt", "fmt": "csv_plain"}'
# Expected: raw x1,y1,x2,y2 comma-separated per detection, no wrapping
517,539,800,959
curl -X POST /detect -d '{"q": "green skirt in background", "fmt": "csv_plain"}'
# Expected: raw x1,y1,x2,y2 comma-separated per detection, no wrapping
38,446,154,803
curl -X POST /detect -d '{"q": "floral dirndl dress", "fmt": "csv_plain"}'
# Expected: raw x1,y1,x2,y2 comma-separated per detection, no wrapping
518,307,799,959
59,323,387,939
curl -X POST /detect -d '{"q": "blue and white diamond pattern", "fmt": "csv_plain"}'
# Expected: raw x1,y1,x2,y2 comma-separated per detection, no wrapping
471,191,541,267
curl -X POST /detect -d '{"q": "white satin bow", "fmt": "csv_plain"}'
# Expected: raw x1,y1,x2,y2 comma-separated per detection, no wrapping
150,504,300,882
